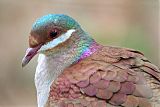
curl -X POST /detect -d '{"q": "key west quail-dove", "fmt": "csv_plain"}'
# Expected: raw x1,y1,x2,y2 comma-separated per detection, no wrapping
22,14,160,107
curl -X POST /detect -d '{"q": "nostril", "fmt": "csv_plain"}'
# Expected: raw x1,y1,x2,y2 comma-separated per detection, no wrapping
29,35,40,48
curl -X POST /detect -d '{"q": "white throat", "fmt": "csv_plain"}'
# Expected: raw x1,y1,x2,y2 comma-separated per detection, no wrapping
35,54,74,107
35,29,77,107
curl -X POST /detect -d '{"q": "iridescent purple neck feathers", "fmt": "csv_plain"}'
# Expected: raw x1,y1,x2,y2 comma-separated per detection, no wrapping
78,40,101,61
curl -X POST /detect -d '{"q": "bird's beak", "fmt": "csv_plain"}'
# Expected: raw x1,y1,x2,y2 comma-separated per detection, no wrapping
22,44,42,67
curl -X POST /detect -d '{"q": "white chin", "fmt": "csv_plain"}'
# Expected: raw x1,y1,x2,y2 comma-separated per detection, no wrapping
38,29,75,53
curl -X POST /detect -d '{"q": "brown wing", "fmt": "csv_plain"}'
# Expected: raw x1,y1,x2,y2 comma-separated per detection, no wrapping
46,46,160,107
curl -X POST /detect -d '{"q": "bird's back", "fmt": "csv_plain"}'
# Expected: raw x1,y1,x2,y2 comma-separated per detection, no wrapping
46,46,160,107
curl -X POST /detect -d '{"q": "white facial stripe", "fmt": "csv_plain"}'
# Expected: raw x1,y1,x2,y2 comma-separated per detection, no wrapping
39,29,75,52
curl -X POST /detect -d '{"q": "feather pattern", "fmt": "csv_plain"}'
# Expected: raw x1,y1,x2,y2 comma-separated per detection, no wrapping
45,46,160,107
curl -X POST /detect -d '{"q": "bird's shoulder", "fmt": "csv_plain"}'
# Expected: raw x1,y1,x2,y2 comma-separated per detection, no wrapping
46,46,160,107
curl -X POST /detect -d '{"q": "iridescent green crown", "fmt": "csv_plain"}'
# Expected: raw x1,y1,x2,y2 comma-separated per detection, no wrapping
32,14,81,31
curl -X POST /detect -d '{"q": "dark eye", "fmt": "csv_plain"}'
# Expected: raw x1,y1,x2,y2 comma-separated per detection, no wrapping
49,31,58,38
49,28,60,38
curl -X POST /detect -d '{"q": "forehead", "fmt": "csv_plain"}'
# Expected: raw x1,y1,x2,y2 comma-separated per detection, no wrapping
32,14,79,30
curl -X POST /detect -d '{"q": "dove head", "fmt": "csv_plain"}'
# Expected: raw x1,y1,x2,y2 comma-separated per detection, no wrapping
22,14,84,67
29,14,81,48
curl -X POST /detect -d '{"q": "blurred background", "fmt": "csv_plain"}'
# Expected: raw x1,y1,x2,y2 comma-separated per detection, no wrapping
0,0,159,106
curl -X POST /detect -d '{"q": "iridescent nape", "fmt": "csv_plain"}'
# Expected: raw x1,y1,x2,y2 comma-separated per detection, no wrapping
79,41,100,61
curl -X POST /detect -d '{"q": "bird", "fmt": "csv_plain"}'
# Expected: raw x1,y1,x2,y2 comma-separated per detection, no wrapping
22,14,160,107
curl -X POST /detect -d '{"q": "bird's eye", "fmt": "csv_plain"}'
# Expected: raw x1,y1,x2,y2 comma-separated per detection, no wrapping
50,32,57,38
49,29,59,38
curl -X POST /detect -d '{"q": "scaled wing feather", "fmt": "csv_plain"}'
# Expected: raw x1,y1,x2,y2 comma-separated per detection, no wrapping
46,46,160,107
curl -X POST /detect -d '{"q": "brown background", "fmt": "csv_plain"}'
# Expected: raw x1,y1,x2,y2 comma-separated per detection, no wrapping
0,0,159,106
